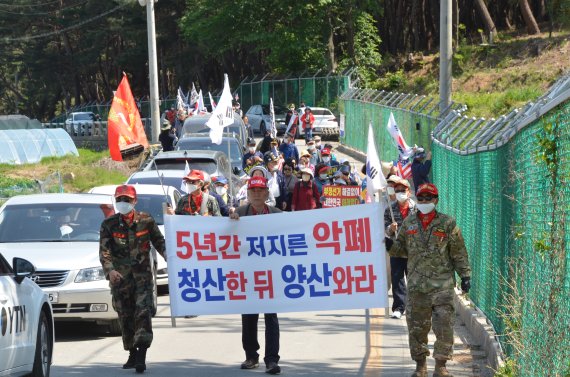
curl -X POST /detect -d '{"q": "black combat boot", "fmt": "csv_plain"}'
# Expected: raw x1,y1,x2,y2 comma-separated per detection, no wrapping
135,347,147,373
122,348,137,369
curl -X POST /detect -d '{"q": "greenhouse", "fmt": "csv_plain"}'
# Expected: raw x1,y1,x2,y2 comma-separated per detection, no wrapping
0,128,78,164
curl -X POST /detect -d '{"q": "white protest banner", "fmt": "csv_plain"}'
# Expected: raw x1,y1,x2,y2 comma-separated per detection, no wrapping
165,203,387,316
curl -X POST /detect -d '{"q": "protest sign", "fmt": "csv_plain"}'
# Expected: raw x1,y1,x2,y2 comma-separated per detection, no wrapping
321,185,362,208
165,203,387,316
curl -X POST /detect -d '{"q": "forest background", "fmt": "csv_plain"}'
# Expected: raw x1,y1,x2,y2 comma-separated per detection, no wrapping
0,0,569,120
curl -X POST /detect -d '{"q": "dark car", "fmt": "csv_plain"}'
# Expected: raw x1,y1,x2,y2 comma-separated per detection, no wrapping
182,113,247,147
245,104,288,135
176,134,245,176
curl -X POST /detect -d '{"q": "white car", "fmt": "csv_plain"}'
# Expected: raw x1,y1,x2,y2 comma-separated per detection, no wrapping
88,184,182,289
0,253,54,377
297,107,339,138
245,104,288,134
0,193,158,335
64,111,96,136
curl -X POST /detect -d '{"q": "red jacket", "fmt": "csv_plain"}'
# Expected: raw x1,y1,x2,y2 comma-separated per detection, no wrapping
300,112,315,130
292,181,320,211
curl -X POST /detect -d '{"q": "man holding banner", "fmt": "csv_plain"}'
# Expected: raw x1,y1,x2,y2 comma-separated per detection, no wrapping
230,176,282,375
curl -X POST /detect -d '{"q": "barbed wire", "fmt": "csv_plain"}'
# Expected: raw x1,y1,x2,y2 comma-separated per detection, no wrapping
1,2,130,42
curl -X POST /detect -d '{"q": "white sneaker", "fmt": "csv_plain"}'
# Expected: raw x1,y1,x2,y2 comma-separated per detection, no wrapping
391,310,402,319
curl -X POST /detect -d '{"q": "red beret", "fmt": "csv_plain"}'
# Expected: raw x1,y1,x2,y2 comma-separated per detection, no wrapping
416,183,438,196
114,185,137,199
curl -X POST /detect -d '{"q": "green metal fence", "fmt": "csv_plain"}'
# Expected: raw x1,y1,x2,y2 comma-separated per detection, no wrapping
341,78,570,376
235,69,354,113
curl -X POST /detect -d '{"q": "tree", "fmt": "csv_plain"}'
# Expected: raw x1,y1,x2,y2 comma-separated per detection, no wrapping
520,0,541,34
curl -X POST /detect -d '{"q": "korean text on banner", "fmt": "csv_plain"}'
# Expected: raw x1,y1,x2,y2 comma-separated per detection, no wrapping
165,203,387,316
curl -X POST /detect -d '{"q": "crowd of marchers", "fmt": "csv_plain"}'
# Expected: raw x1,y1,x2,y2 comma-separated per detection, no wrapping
101,104,470,377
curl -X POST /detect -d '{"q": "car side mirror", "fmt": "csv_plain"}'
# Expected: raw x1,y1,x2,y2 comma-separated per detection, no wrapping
13,257,36,284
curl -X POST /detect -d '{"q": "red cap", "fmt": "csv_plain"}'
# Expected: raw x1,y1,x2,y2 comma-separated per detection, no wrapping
114,185,137,199
416,183,438,196
183,170,205,182
318,165,330,174
321,148,331,156
248,176,268,189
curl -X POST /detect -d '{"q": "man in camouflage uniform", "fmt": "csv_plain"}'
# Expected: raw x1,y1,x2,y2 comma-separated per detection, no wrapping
100,185,166,374
174,169,221,216
386,183,471,377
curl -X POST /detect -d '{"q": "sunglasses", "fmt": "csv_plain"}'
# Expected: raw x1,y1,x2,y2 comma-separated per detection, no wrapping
416,196,437,202
394,189,407,193
283,168,292,171
116,197,132,203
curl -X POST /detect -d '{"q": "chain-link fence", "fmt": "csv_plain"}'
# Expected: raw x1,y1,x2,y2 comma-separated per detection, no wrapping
235,69,354,114
340,75,570,376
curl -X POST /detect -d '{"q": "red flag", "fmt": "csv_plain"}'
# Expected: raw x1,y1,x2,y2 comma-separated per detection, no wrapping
107,74,148,161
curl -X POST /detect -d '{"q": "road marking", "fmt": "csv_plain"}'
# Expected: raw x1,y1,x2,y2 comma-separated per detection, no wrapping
363,308,384,376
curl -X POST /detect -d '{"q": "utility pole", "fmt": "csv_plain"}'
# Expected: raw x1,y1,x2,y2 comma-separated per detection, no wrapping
139,0,160,143
439,0,452,115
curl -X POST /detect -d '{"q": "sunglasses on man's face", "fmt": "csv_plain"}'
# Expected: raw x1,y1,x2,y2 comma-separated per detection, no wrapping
394,189,407,193
416,196,437,202
116,197,132,203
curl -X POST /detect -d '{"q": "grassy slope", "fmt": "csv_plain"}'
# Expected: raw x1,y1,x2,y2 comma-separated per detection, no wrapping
383,30,570,118
0,149,144,194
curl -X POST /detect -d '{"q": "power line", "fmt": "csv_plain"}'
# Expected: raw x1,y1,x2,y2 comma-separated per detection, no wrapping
1,3,130,42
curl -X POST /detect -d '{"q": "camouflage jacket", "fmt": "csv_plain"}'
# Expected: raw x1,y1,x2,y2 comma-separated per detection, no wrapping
384,198,417,239
99,211,166,279
388,211,471,293
175,193,221,216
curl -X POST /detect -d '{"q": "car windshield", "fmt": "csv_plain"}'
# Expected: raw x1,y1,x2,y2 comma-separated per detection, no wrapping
75,113,94,121
127,177,183,190
0,203,114,242
135,194,172,225
148,159,218,174
311,109,333,116
177,139,242,164
261,105,287,115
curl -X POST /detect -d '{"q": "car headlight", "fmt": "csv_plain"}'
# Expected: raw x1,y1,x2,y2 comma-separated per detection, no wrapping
75,267,106,283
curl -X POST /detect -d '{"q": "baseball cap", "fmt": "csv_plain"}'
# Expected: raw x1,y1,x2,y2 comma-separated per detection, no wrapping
213,175,228,185
115,185,137,199
321,148,331,156
387,175,403,185
263,151,278,164
161,119,171,130
248,176,268,189
301,150,311,158
318,165,330,175
183,170,205,182
416,183,438,196
394,179,411,189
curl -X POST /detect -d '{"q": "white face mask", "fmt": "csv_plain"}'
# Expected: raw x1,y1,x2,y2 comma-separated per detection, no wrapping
215,186,227,196
396,192,408,203
271,166,278,172
302,174,311,182
186,184,198,193
319,174,328,180
116,202,135,215
416,203,436,214
284,138,290,144
308,146,315,151
322,157,331,163
386,187,395,195
316,142,321,147
248,147,255,153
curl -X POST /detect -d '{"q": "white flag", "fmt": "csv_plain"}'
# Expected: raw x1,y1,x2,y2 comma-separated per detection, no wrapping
386,112,415,160
180,161,190,193
208,92,217,111
189,83,199,106
197,90,207,113
366,122,388,198
206,74,234,145
269,98,277,138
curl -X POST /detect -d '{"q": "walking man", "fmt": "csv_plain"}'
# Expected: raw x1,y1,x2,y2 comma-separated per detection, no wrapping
230,176,282,375
386,183,471,377
99,185,166,373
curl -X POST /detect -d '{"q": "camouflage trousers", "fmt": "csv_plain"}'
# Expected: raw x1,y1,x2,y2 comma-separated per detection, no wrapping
406,288,455,361
111,273,154,350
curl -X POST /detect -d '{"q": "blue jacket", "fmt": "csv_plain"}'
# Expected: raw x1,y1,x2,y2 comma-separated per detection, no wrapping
411,159,432,191
243,151,263,168
278,143,299,163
